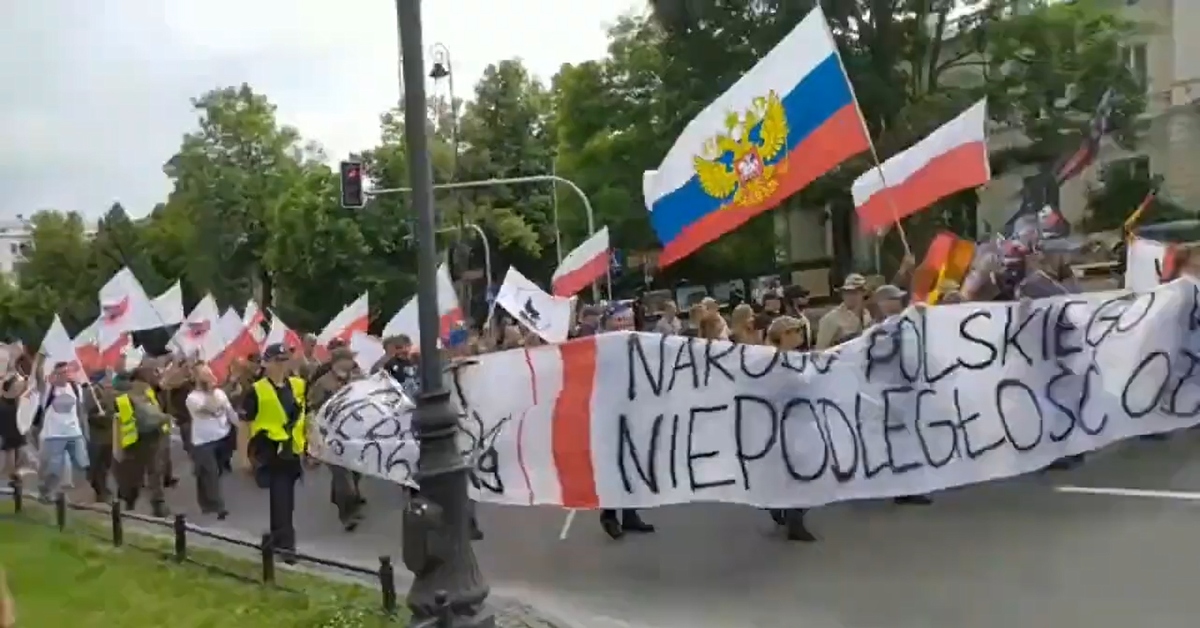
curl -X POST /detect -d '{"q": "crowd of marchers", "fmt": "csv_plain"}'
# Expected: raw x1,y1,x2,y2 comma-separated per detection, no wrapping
1,240,1196,560
581,241,1200,542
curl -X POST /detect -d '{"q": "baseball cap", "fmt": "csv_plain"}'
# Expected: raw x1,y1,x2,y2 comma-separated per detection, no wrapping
839,273,867,292
262,344,289,361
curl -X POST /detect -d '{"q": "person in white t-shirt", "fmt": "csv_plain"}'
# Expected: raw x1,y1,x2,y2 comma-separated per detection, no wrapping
32,358,89,502
184,364,234,519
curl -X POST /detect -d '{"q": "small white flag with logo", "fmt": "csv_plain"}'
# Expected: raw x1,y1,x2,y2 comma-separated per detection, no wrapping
494,267,573,344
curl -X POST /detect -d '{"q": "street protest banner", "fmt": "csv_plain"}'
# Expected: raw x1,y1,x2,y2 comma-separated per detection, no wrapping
308,372,507,494
312,279,1200,509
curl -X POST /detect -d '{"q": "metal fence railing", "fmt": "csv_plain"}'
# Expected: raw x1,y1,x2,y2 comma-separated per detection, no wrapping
0,476,411,620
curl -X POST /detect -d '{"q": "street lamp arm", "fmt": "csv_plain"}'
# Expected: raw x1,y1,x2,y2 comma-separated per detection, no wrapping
405,222,493,290
372,175,596,236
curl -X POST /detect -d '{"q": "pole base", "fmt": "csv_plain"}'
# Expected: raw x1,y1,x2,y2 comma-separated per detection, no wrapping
405,391,493,627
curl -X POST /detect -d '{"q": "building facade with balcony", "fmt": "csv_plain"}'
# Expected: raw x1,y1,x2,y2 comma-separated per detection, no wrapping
978,0,1200,234
775,0,1199,296
0,220,33,277
0,217,99,280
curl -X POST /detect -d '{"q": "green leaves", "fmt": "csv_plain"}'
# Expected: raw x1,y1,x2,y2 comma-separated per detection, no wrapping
6,0,1147,345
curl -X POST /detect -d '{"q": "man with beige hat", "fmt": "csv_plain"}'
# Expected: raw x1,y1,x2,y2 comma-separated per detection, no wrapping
816,273,873,349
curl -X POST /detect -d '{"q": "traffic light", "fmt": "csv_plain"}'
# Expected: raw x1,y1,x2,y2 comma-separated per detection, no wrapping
339,160,365,209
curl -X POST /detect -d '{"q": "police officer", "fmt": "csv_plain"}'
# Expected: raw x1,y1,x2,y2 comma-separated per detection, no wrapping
241,344,307,562
307,347,366,531
114,367,174,517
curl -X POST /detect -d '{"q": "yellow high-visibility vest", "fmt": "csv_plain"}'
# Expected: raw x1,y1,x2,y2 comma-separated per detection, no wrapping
249,377,307,455
115,388,167,448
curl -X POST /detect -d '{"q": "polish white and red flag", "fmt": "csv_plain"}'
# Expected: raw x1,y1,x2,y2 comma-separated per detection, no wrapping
382,263,464,344
218,308,244,347
262,313,304,353
43,315,88,382
96,267,156,370
316,293,370,360
73,316,101,374
551,227,610,297
242,300,267,343
209,310,261,383
151,281,185,327
171,294,220,359
852,98,990,234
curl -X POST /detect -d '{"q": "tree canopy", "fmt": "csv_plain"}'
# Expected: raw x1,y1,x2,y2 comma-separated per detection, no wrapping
3,0,1150,345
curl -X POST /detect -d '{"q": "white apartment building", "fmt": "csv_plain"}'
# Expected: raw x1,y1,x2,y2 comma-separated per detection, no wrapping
977,0,1200,232
0,219,33,277
0,217,98,279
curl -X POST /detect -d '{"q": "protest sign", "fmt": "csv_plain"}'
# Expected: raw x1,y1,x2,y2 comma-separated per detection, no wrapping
1125,236,1171,293
307,372,508,495
309,280,1200,509
494,267,573,344
435,278,1200,509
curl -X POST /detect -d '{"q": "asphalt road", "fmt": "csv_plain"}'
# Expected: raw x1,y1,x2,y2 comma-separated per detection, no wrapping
64,426,1198,628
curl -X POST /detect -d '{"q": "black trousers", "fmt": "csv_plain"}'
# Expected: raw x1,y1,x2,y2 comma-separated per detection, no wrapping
252,435,302,552
267,464,299,551
600,509,639,521
87,428,114,500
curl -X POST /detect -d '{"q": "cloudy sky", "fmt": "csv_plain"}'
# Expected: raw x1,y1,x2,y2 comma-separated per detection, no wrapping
0,0,641,220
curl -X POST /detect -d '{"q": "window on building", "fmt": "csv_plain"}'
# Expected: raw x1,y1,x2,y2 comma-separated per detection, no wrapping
1121,44,1149,91
8,243,18,256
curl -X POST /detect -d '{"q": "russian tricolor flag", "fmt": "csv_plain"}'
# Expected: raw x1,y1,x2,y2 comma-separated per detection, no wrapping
643,6,870,268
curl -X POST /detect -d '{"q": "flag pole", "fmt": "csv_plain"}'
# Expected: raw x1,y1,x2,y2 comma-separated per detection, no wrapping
818,10,912,258
1123,182,1159,241
864,124,913,256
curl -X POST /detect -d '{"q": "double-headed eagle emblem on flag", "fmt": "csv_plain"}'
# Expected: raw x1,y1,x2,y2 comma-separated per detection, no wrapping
693,91,789,208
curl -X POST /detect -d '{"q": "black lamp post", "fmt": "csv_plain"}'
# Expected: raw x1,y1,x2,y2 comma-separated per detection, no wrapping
428,42,458,178
394,1,493,627
429,41,479,315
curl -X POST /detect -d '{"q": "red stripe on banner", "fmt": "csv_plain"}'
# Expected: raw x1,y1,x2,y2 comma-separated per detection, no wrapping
517,349,538,505
552,337,599,508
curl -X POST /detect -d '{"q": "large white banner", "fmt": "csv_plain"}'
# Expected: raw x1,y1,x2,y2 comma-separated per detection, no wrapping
308,372,506,494
312,279,1200,509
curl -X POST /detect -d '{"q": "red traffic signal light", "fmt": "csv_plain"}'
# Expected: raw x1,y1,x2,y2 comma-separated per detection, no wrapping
340,160,365,208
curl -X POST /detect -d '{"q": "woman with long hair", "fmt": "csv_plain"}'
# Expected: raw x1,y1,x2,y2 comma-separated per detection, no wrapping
184,363,235,519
